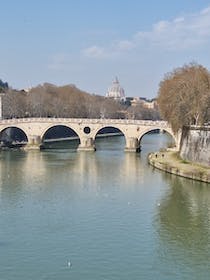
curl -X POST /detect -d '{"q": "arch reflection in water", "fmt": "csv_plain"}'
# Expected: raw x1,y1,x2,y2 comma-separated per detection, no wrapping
0,147,146,196
0,132,171,197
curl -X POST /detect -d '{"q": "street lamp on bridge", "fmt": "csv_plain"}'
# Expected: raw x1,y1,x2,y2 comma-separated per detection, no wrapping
0,92,5,120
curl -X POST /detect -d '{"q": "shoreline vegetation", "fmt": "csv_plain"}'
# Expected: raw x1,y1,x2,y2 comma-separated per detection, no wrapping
148,150,210,183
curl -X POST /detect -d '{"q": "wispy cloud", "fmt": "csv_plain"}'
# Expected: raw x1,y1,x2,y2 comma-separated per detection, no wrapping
48,53,72,70
82,46,107,59
82,40,136,59
82,5,210,58
136,6,210,51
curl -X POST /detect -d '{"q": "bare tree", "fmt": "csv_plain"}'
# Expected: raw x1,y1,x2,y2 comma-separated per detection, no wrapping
3,89,27,118
157,63,210,132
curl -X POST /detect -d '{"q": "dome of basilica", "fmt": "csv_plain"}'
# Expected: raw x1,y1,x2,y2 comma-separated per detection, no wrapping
106,77,125,100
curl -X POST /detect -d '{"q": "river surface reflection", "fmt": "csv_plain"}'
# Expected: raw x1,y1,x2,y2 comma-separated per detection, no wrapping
0,134,210,280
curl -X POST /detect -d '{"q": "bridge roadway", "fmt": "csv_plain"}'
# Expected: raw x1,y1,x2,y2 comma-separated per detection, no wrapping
0,118,180,152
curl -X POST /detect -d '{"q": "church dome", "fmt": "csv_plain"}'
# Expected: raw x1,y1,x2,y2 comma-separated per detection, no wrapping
106,77,125,100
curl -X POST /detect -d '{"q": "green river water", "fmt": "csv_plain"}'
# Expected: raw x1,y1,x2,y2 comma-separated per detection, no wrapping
0,134,210,280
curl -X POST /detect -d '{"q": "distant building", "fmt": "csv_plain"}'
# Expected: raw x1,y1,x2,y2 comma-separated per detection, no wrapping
106,77,126,102
23,88,30,93
130,97,158,109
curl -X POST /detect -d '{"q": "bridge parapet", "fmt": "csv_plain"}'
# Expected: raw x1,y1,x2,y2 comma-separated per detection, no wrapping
0,118,169,127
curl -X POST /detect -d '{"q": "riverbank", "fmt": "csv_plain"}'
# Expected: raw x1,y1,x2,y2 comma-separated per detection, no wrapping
148,150,210,183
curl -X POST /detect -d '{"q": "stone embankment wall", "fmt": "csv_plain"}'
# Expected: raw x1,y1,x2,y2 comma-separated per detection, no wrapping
148,151,210,183
180,126,210,166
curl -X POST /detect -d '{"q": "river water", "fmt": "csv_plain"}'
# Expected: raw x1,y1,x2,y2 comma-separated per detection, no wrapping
0,134,210,280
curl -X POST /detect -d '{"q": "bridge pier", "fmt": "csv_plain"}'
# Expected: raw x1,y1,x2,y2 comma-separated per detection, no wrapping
77,137,96,152
26,136,42,149
125,137,141,153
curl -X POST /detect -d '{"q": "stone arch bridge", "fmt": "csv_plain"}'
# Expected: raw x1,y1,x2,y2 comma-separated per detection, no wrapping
0,118,180,152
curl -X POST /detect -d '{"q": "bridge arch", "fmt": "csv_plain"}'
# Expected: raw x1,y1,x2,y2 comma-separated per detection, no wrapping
138,127,176,147
94,126,126,150
94,126,125,138
40,124,81,148
0,126,28,147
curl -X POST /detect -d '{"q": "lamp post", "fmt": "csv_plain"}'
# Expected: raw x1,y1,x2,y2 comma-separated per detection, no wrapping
0,92,5,120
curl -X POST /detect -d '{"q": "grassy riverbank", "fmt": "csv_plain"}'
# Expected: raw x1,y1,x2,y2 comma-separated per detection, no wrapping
148,151,210,183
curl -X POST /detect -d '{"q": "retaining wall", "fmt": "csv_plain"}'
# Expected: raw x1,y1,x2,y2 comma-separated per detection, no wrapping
180,126,210,166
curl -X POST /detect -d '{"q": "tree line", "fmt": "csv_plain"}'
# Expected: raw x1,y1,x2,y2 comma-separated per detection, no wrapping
2,62,209,126
1,82,159,120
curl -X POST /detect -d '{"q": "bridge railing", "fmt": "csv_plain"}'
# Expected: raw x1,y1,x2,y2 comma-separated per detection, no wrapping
0,118,169,127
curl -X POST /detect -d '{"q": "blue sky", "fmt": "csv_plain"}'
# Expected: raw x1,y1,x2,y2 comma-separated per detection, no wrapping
1,0,210,98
